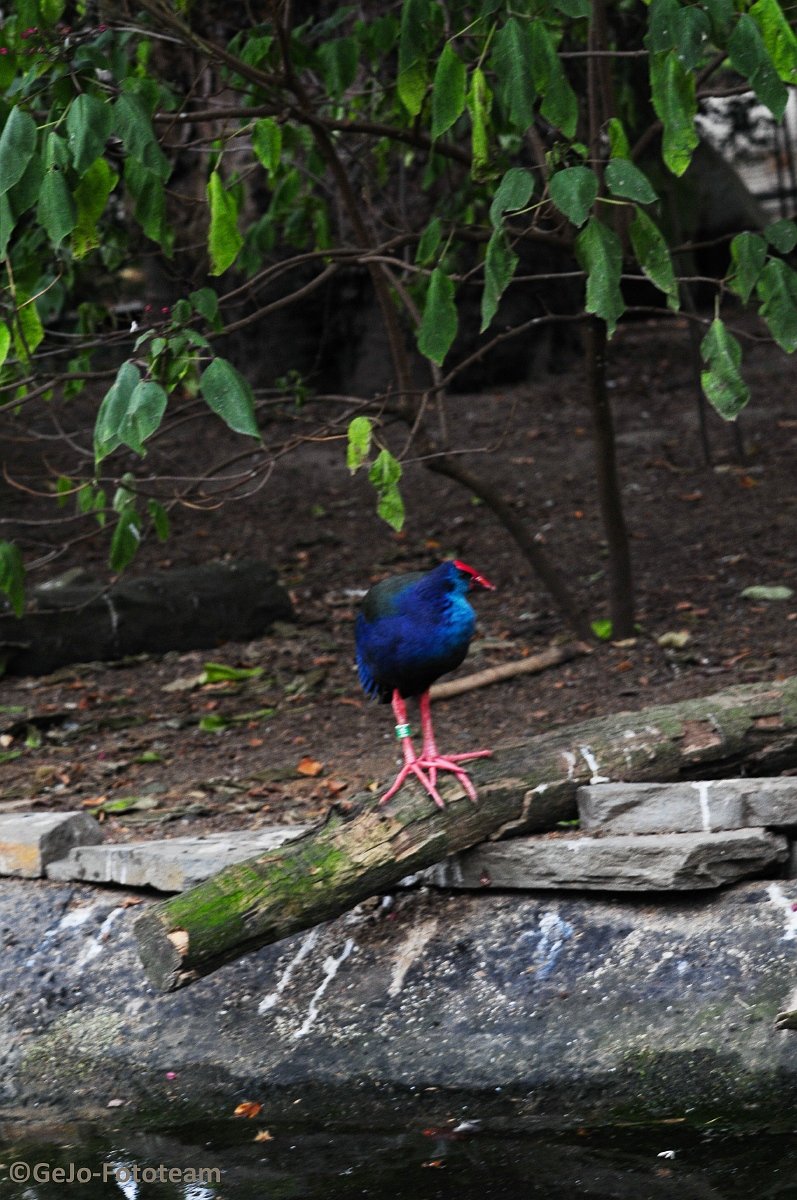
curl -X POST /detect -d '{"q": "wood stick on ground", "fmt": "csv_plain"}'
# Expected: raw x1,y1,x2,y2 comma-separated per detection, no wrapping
430,641,591,700
134,673,797,993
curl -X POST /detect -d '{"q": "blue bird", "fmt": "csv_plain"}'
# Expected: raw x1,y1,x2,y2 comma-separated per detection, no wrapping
355,560,495,807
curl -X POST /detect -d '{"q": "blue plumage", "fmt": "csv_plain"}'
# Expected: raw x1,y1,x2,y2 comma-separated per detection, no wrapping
355,560,485,702
356,559,495,807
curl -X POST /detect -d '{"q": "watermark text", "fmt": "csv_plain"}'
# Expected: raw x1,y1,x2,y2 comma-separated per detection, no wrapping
2,1161,221,1186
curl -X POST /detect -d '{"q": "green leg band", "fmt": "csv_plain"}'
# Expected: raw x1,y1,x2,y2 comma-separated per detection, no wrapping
394,723,412,739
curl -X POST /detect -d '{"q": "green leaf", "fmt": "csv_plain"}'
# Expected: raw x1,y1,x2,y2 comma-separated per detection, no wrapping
591,618,613,641
0,108,37,196
207,170,243,275
94,361,142,463
66,93,113,174
147,498,170,542
553,0,590,16
317,37,358,98
728,14,787,119
190,286,221,328
40,0,66,21
755,257,797,351
549,166,598,227
646,0,681,53
0,541,25,618
529,20,578,138
417,267,458,365
113,93,170,179
416,216,442,265
431,42,467,140
198,713,230,732
72,157,118,258
466,67,491,178
369,449,405,531
765,218,797,254
110,505,142,573
574,217,625,337
489,167,535,227
118,380,168,456
0,322,10,370
728,231,767,302
492,18,536,132
13,298,44,362
0,191,15,258
480,228,518,332
749,0,797,85
44,132,70,171
741,584,794,601
252,117,282,175
605,159,658,205
700,318,750,419
346,415,372,473
607,118,630,160
201,661,264,683
672,5,712,70
702,0,734,43
37,163,77,247
125,158,170,249
200,357,260,438
650,51,699,176
398,0,430,117
629,207,678,310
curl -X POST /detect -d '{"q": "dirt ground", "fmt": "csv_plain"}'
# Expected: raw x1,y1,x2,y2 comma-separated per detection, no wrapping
2,317,796,843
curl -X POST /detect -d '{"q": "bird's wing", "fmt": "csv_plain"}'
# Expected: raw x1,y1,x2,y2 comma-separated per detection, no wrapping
359,572,426,622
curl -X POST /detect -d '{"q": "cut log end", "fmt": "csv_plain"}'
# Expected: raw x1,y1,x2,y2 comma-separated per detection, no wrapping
135,912,194,992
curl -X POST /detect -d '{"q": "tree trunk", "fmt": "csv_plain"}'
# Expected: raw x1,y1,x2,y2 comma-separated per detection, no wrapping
585,318,635,637
134,674,797,991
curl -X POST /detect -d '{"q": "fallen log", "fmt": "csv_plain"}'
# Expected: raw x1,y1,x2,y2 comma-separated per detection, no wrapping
134,674,797,991
0,560,293,676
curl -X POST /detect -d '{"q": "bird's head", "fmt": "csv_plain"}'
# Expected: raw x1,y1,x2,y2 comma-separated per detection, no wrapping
451,559,495,592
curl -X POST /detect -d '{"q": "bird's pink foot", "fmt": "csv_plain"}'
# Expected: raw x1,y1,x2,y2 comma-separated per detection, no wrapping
379,690,491,808
419,749,492,803
379,757,446,808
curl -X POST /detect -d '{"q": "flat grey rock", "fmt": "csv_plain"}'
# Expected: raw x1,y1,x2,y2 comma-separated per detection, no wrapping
578,778,797,834
0,811,103,878
429,828,789,891
46,826,310,891
1,877,796,1123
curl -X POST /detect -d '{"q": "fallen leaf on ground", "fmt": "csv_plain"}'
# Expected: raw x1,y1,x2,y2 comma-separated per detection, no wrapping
234,1101,263,1119
657,630,691,649
297,756,323,777
741,585,794,602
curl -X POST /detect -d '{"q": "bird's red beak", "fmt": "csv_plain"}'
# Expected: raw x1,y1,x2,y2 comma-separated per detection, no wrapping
453,560,496,591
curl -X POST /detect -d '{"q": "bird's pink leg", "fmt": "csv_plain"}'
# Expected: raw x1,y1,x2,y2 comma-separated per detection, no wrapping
378,691,446,809
416,691,492,803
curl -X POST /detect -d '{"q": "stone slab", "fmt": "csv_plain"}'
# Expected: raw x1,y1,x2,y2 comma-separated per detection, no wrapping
45,826,310,891
0,811,103,878
428,828,789,891
578,778,797,834
2,877,796,1123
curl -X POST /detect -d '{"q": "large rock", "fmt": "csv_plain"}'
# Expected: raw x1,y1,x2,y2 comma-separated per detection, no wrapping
579,778,797,834
428,828,788,891
47,827,310,891
1,877,795,1123
0,812,102,878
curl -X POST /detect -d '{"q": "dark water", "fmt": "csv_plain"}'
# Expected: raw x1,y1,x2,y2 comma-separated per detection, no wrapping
1,1112,795,1200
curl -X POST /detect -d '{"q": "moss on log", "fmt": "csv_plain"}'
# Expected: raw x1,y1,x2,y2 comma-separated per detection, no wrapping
134,675,797,991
